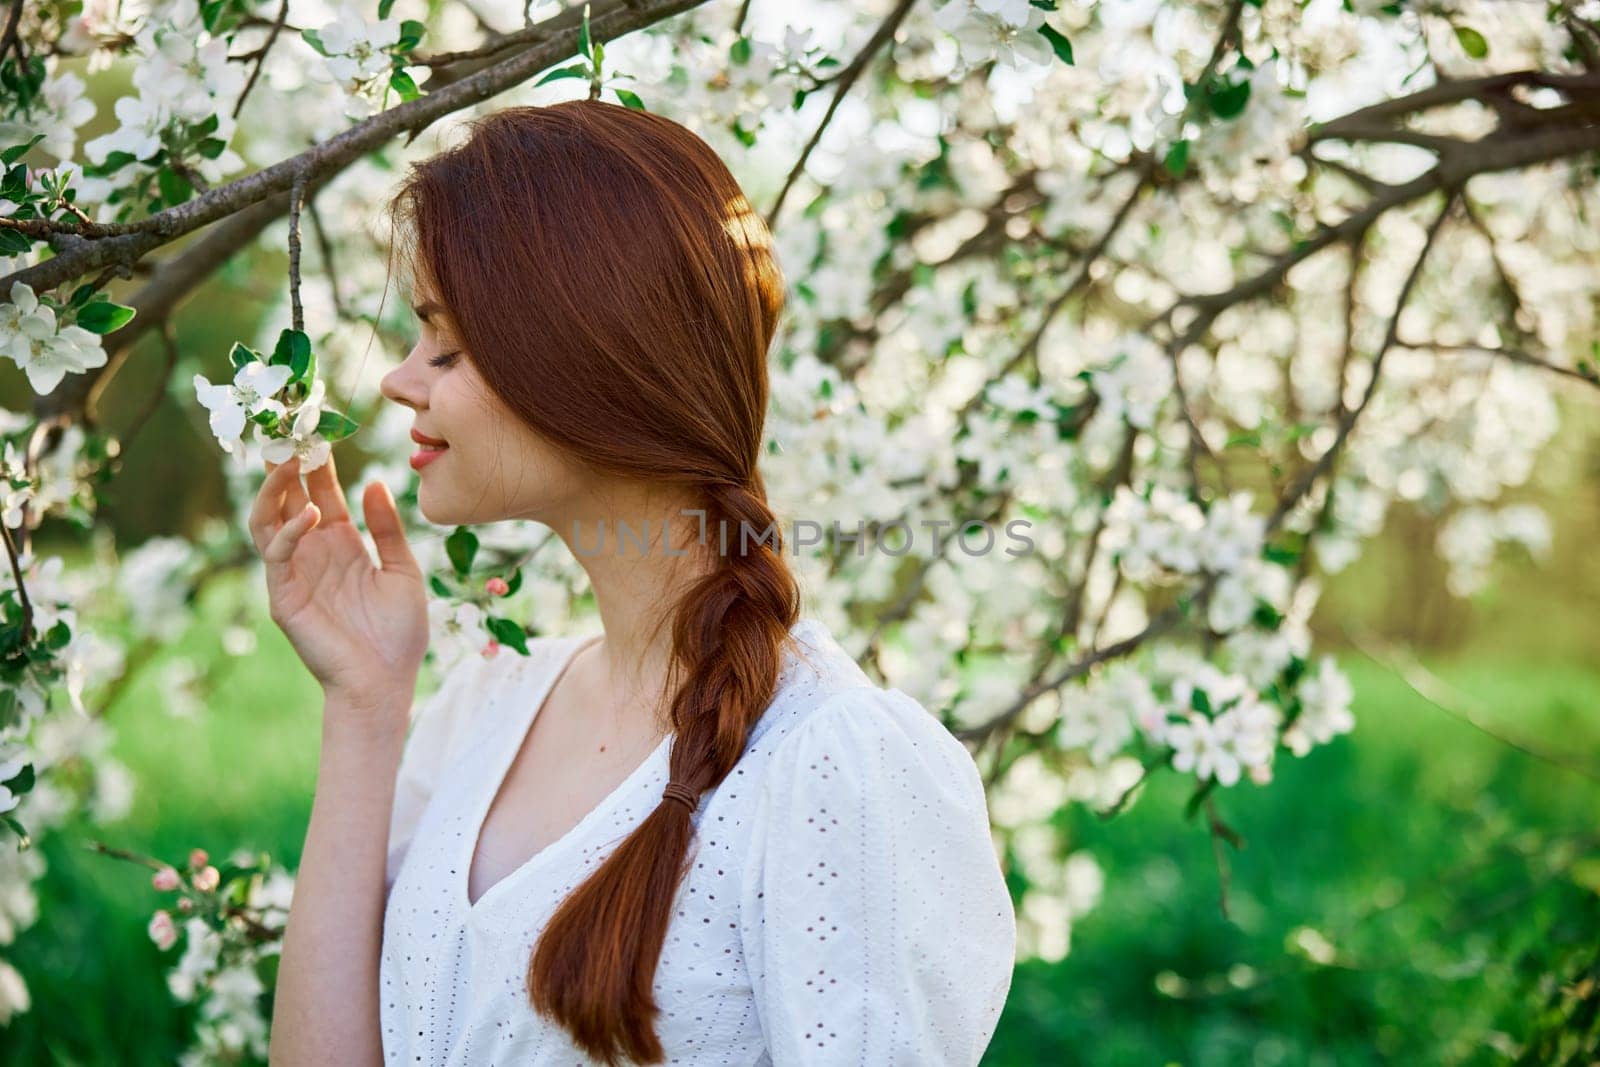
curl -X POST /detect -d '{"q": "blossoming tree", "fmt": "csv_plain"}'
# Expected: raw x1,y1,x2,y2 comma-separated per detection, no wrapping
1,0,1597,1057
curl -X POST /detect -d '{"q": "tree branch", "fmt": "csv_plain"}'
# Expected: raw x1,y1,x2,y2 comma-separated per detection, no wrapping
1,0,711,296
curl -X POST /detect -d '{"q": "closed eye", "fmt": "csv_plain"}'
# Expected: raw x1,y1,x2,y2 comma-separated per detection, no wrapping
428,351,459,368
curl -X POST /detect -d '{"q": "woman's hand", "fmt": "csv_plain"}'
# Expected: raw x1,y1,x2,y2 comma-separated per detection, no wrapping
249,451,428,709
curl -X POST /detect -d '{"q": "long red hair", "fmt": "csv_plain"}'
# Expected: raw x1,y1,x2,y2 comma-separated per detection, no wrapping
386,100,802,1063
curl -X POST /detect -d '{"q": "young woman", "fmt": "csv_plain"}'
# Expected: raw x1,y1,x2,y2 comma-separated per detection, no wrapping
253,100,1015,1066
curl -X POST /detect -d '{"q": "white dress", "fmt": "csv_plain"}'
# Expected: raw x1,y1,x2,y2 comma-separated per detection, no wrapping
380,616,1016,1066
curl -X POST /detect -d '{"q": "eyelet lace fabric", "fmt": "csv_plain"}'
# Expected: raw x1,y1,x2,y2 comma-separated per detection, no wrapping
380,617,1016,1065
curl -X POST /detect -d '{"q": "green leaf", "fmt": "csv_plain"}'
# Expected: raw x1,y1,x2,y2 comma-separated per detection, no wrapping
157,167,193,206
80,150,137,178
1190,686,1213,715
68,283,96,308
196,137,227,160
0,228,30,255
397,20,427,52
614,88,645,111
314,409,359,442
228,342,262,371
428,575,452,597
578,11,592,58
1262,541,1301,566
378,0,396,17
535,64,590,87
505,567,523,596
1454,25,1489,59
74,300,136,335
1163,139,1190,178
1038,24,1074,65
729,36,752,64
390,70,420,102
271,328,312,375
1183,777,1217,819
485,616,530,656
300,28,330,56
1207,77,1252,120
2,762,33,797
1,134,44,166
445,526,478,577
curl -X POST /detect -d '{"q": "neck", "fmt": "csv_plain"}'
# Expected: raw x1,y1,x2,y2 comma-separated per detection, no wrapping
549,489,721,734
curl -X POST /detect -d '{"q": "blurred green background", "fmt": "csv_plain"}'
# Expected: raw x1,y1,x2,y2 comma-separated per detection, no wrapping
2,104,1598,1067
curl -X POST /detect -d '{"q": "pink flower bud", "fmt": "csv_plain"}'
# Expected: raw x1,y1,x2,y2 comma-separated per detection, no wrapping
480,639,500,659
192,865,220,893
188,848,209,869
484,577,510,597
147,910,177,951
152,866,181,892
177,897,194,914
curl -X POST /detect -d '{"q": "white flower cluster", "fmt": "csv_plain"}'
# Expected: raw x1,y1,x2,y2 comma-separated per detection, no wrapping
0,69,96,161
1085,334,1174,431
932,0,1057,71
1435,503,1552,598
0,543,131,1027
147,848,293,1066
193,356,336,472
0,283,109,395
1054,646,1356,793
80,4,247,209
313,4,428,120
1102,487,1269,593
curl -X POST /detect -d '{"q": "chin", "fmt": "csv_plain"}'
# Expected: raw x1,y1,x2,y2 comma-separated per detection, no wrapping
417,482,498,528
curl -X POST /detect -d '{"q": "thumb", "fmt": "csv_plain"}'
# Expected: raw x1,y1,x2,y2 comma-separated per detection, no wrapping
363,481,420,576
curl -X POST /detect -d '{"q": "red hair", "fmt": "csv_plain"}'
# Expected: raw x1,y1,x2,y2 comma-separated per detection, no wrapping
387,100,802,1063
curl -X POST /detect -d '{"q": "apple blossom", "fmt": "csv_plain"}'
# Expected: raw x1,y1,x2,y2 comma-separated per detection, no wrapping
192,363,291,456
257,378,333,473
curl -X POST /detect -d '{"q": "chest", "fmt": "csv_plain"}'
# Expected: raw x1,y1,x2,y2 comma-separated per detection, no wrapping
466,681,668,907
380,734,772,1065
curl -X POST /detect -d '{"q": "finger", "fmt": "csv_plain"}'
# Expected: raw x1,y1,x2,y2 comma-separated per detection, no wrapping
271,462,310,527
363,481,420,577
263,502,320,565
304,449,352,525
250,460,305,553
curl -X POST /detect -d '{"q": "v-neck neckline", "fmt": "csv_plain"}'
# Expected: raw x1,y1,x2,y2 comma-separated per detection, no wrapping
459,633,673,916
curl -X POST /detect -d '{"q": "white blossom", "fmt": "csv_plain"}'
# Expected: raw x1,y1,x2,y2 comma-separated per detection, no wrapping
257,378,332,473
192,363,291,455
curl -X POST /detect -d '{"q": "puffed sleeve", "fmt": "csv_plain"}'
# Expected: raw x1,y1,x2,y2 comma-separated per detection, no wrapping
384,651,496,894
738,684,1017,1065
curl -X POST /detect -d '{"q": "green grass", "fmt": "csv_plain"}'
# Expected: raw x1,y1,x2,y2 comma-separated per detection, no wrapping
3,575,1597,1064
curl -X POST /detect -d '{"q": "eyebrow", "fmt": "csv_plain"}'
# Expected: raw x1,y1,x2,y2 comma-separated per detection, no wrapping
411,300,443,322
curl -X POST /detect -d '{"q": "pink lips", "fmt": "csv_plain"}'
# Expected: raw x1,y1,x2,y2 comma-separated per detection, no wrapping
410,447,447,471
410,427,448,470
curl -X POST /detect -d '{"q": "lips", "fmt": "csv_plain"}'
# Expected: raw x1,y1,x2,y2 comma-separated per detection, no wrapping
411,428,449,448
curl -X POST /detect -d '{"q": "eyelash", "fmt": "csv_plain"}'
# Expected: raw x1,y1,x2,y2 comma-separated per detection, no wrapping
428,351,459,368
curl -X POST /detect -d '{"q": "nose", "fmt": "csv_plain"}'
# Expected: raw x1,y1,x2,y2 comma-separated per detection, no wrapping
380,345,428,412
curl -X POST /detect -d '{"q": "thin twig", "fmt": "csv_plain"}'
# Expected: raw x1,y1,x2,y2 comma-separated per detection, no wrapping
287,169,307,333
764,0,918,229
233,0,290,120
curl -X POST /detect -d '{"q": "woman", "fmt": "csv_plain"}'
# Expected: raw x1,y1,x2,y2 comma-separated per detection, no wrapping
253,100,1016,1066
